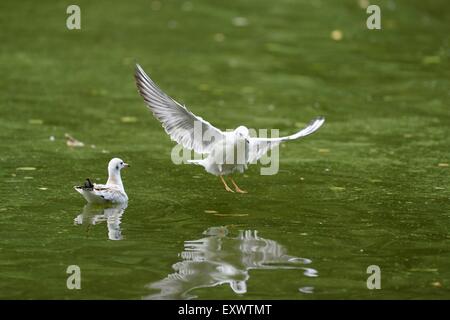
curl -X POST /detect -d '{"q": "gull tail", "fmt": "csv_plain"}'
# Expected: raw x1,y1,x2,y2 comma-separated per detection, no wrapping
74,178,94,191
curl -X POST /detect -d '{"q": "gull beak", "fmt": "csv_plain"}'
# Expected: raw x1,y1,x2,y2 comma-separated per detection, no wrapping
124,163,130,168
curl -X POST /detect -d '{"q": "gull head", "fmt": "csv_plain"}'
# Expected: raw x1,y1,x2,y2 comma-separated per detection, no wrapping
234,126,249,139
108,158,129,174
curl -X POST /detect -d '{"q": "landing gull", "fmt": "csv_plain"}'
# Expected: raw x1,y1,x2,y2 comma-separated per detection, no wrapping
135,64,325,193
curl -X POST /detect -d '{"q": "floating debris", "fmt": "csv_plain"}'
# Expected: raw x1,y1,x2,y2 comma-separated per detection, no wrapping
29,119,43,125
232,17,249,27
213,33,225,42
16,167,36,171
422,56,441,65
181,1,193,11
168,20,178,29
89,89,107,96
410,268,438,272
49,136,55,141
198,84,210,91
204,210,218,214
24,176,34,180
101,149,110,154
358,0,370,9
330,186,345,192
38,187,48,191
432,281,442,288
120,116,138,123
438,163,448,167
65,133,85,147
318,148,330,153
151,1,161,11
330,29,343,41
214,213,248,217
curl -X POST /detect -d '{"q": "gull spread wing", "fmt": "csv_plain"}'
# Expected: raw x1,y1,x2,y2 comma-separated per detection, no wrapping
135,64,224,154
248,117,325,163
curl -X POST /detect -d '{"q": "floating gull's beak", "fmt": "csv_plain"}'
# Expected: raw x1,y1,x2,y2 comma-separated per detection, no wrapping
124,163,130,168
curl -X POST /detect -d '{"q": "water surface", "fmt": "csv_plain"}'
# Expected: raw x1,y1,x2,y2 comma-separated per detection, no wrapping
0,0,449,299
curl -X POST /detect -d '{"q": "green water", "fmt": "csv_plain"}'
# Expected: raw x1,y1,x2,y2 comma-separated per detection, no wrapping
1,0,449,299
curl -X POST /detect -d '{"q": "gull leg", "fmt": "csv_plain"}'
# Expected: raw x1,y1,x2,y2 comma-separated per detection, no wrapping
220,176,235,193
230,177,248,194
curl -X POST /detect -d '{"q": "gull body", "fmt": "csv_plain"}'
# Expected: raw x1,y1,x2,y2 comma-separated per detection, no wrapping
134,64,325,193
189,129,250,176
74,158,129,204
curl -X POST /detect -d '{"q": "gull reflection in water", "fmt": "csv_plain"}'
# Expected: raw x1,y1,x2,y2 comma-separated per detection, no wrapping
145,226,318,299
74,203,127,240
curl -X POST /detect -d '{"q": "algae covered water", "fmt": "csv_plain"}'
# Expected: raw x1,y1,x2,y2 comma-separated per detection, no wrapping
0,0,449,299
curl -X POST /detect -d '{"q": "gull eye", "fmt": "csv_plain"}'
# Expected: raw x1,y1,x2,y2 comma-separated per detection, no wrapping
121,162,123,165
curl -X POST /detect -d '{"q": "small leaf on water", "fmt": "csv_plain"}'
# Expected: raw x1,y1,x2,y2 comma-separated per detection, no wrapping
318,148,330,153
330,30,343,41
330,186,345,191
16,167,36,171
121,116,138,123
422,56,441,65
39,187,48,190
409,268,438,272
204,210,218,214
213,33,225,42
28,119,43,125
232,16,249,27
358,0,369,9
214,213,248,217
65,133,84,147
438,163,448,167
